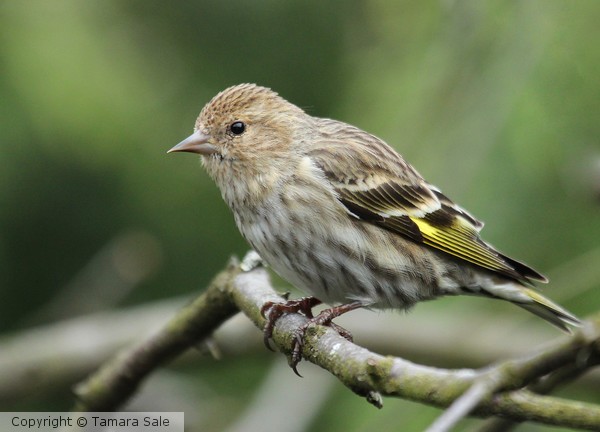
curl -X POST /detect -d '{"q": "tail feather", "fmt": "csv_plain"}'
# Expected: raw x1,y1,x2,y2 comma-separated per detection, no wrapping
480,285,581,332
516,288,581,332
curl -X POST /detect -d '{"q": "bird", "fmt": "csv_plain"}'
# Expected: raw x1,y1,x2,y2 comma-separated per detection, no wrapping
169,83,580,372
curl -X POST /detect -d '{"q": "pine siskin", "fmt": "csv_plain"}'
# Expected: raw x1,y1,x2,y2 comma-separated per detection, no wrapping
169,84,580,371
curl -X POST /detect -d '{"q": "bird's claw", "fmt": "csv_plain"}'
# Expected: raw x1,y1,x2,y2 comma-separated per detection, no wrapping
290,330,306,377
260,301,282,351
288,308,352,377
260,296,322,353
262,300,362,375
329,321,354,342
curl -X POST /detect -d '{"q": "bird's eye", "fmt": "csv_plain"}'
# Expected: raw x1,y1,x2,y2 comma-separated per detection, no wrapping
229,121,246,136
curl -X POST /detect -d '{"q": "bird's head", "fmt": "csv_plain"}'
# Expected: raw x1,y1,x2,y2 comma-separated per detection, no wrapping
169,84,306,166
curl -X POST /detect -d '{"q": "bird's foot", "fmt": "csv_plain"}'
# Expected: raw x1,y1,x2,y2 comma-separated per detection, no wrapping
260,296,322,352
261,298,363,376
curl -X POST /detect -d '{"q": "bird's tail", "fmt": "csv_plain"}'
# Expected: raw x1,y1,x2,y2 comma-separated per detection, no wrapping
515,287,581,332
482,284,581,332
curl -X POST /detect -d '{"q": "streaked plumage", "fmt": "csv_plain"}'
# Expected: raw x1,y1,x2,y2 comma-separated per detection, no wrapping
170,83,579,332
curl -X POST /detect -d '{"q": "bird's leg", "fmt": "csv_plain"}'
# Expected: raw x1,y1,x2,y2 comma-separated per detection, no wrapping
289,301,363,376
260,296,322,351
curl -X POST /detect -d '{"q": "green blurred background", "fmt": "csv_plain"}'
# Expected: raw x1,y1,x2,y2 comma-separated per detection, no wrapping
1,1,599,431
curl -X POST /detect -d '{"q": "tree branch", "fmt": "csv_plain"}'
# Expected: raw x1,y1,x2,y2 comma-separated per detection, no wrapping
474,336,600,432
73,258,242,411
231,265,600,429
73,253,600,431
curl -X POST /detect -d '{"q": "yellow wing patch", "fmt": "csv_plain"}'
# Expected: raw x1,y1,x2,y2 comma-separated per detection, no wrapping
410,217,511,274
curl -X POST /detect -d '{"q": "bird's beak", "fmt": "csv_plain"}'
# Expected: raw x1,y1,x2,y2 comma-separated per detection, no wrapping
167,130,218,155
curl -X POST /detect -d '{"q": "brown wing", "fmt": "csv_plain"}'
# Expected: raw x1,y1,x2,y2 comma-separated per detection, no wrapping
309,118,547,284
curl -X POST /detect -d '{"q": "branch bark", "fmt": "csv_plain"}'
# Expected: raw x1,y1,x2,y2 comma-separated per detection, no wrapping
73,254,600,431
72,259,242,411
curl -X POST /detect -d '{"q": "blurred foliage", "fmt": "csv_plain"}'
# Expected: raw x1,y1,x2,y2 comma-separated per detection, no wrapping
0,0,599,431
